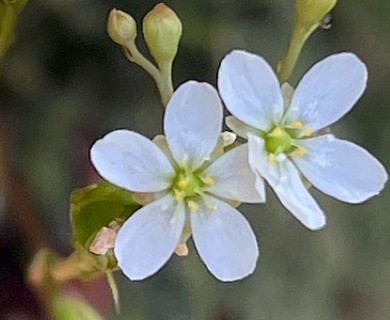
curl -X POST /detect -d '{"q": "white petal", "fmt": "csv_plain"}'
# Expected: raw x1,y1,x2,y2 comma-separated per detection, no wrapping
191,196,259,281
204,144,264,203
248,135,326,230
218,50,283,132
164,81,223,170
114,195,185,280
286,53,368,131
152,134,177,169
91,130,175,192
293,135,388,203
225,116,261,139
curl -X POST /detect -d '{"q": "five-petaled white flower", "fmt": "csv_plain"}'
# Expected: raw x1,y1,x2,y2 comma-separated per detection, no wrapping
91,81,263,281
218,50,388,230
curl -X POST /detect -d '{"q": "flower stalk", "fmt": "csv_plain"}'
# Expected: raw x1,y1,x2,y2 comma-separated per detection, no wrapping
28,249,103,288
107,4,182,107
277,0,337,83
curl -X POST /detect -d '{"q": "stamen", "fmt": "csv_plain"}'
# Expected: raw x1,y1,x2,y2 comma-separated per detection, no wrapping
268,153,277,164
173,189,184,202
295,147,308,156
187,200,199,212
291,120,303,129
302,127,313,137
201,175,215,186
221,131,237,147
269,127,283,138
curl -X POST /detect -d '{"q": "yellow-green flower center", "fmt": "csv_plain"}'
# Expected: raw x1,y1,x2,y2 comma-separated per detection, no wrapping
265,126,294,154
171,170,216,211
172,170,202,198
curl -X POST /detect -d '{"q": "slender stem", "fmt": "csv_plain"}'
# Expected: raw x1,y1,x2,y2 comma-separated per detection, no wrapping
106,272,120,315
158,60,174,107
28,249,101,289
50,251,100,283
123,44,174,107
123,43,162,86
277,24,317,84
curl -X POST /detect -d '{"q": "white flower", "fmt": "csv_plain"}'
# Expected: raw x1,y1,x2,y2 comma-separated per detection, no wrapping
218,50,388,230
90,81,263,281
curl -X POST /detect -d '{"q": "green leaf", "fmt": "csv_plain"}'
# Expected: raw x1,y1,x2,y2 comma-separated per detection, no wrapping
70,180,140,249
0,0,28,60
53,294,104,320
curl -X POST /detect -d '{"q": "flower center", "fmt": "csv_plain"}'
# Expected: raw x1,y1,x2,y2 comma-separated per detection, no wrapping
171,170,216,211
172,170,202,199
264,126,294,154
263,121,314,163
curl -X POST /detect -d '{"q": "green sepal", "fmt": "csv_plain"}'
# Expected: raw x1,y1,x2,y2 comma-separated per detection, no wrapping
70,180,140,250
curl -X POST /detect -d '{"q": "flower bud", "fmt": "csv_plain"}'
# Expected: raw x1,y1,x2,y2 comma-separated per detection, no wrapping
107,8,137,46
143,3,182,67
295,0,337,30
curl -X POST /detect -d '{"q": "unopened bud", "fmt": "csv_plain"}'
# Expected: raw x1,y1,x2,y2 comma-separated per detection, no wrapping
107,8,137,46
143,3,182,67
295,0,337,30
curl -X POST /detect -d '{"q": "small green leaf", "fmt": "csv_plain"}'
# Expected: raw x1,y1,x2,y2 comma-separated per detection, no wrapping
53,294,104,320
70,180,140,249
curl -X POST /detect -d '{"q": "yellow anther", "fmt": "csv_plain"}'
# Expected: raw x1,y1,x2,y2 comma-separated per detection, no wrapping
303,127,313,137
291,120,303,129
173,189,184,202
201,176,215,186
187,201,199,212
269,127,283,138
229,199,241,208
268,153,277,164
295,147,308,156
177,178,189,189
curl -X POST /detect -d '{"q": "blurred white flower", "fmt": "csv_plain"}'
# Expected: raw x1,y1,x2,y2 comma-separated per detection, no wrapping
218,50,388,230
91,81,263,281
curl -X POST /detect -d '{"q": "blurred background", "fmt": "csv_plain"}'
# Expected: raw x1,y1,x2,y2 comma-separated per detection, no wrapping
0,0,389,319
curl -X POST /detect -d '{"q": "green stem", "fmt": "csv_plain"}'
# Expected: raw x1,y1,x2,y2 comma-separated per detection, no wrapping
277,24,318,84
123,44,173,108
106,271,120,315
158,60,174,107
29,249,102,288
123,43,162,85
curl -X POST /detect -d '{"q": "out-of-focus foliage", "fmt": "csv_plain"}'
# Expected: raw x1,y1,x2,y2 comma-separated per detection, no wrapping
53,294,104,320
0,0,28,60
0,0,389,319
